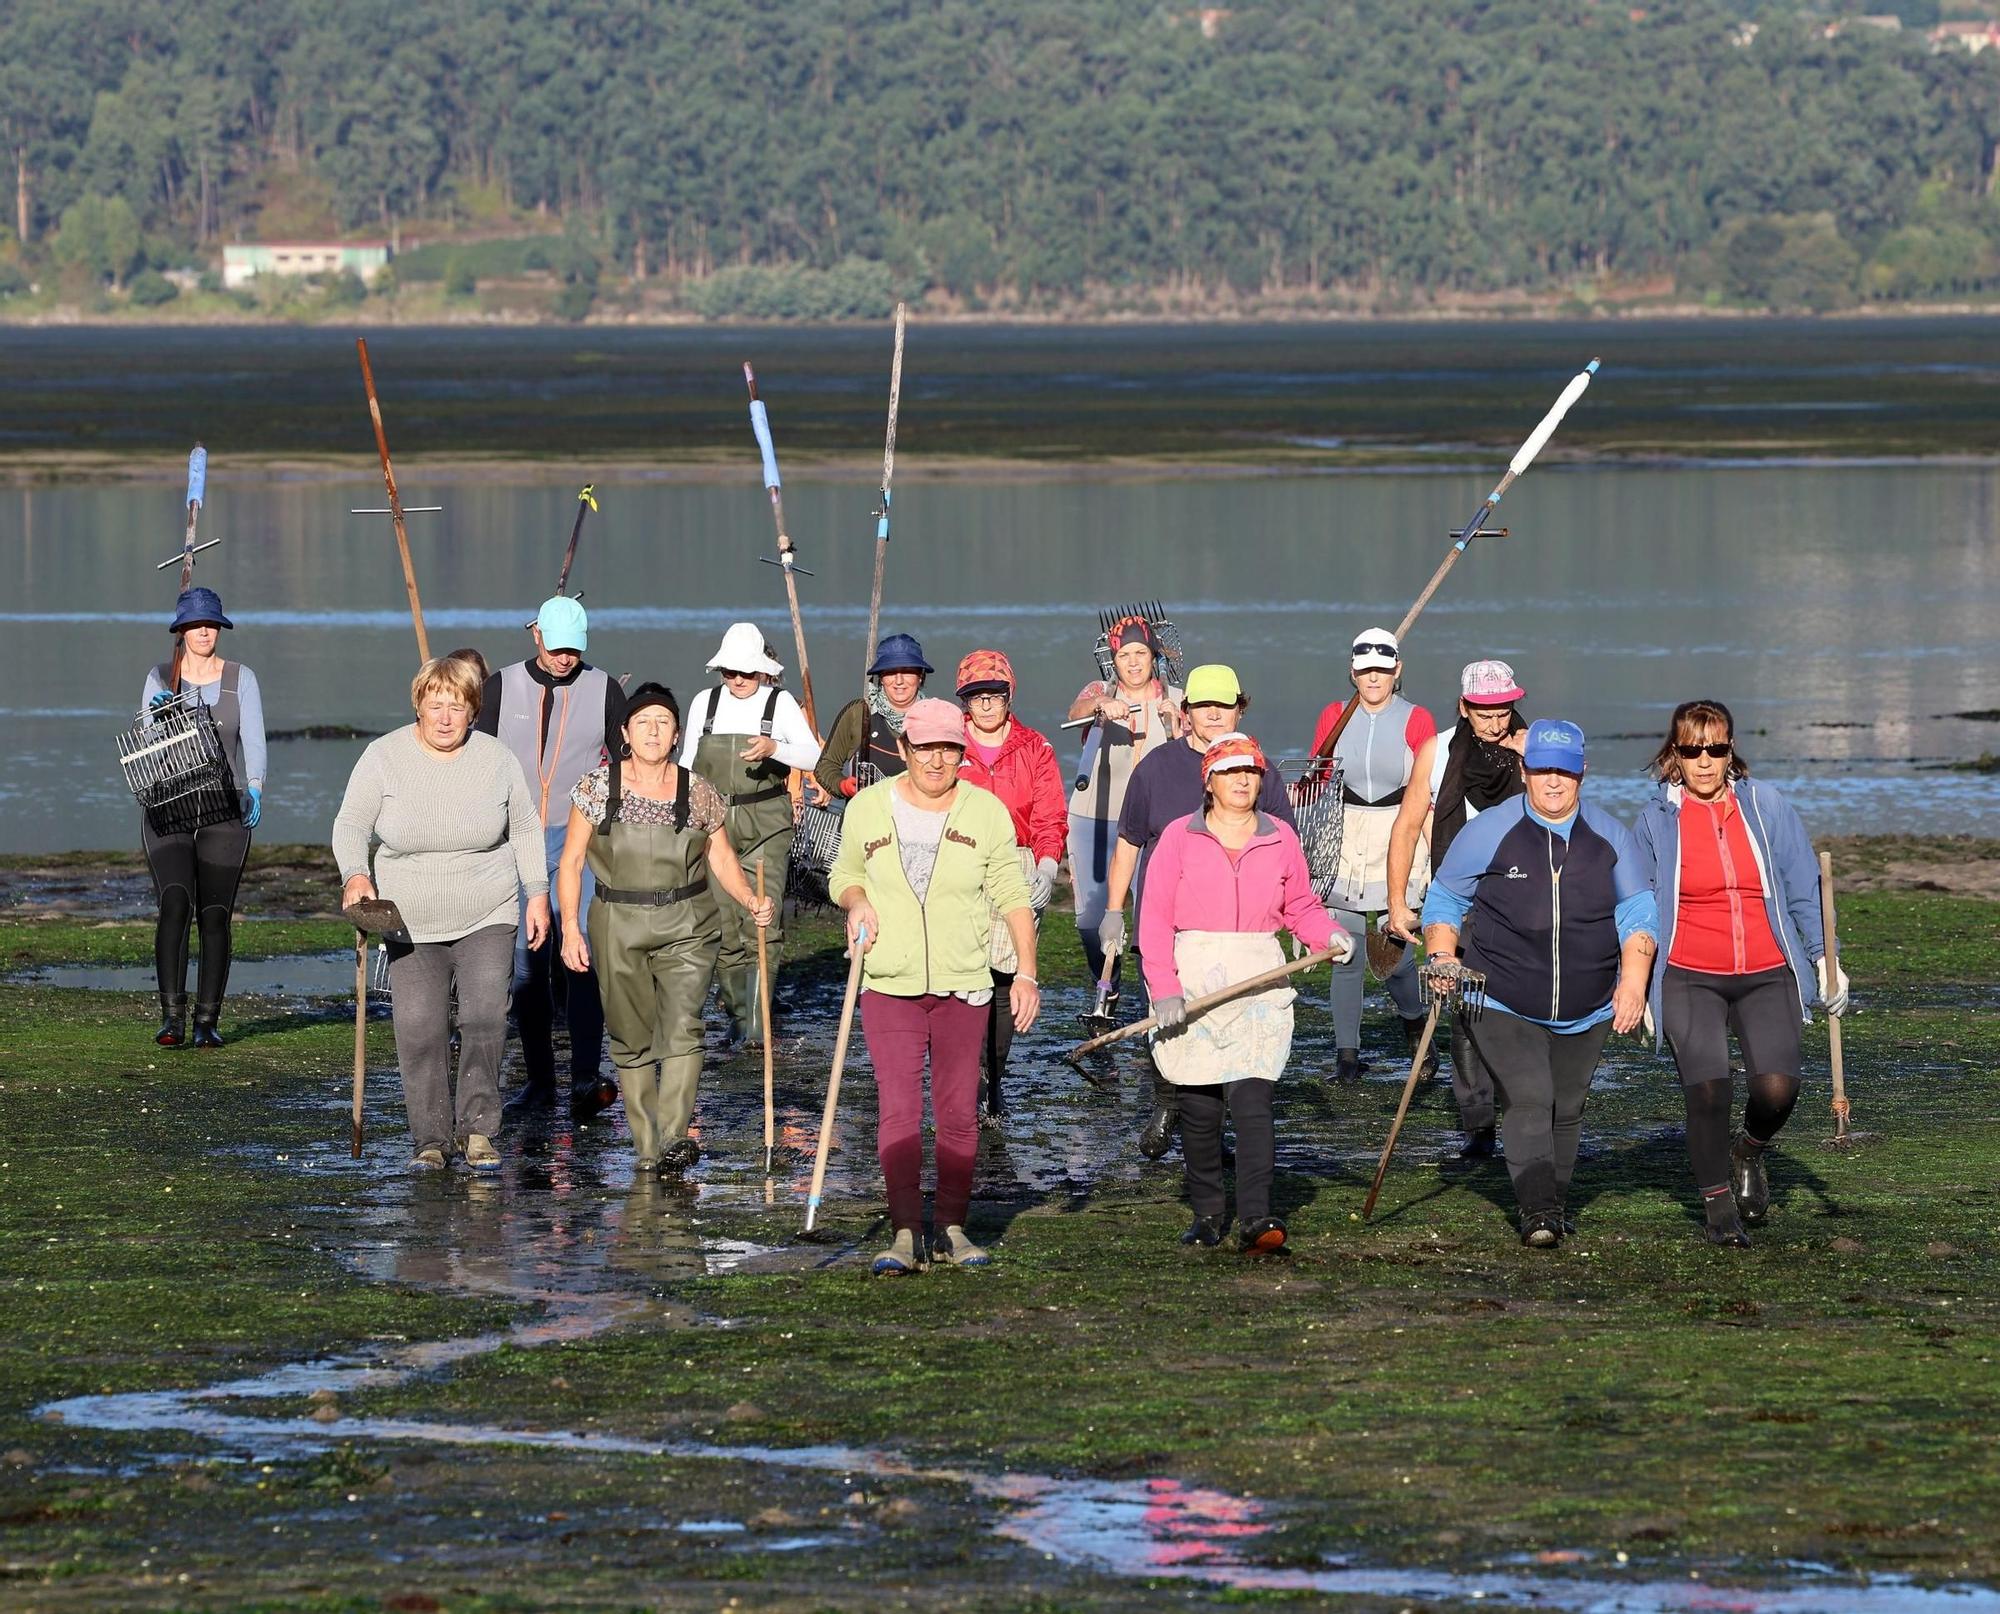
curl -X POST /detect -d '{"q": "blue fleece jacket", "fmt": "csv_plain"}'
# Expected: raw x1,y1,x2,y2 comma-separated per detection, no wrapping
1628,778,1829,1046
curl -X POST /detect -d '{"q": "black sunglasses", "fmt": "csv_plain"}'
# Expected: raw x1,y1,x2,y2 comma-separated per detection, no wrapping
1352,642,1398,660
1676,742,1732,760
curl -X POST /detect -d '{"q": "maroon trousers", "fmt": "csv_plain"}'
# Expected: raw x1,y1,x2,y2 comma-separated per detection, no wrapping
859,989,989,1231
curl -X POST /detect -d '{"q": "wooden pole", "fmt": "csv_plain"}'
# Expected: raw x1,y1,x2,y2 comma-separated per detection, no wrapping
865,303,906,696
804,933,867,1232
1362,997,1445,1220
1819,850,1850,1141
1066,948,1338,1062
1312,361,1598,761
351,932,368,1159
169,445,207,695
355,338,432,664
742,363,818,736
758,860,776,1175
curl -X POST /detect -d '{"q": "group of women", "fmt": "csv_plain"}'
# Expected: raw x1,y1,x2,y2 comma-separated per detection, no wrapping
141,587,1846,1259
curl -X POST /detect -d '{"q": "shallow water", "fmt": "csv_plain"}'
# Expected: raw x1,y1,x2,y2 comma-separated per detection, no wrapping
4,457,1997,850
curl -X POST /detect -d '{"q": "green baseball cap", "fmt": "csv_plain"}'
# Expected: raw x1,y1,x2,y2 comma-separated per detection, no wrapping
1183,663,1243,705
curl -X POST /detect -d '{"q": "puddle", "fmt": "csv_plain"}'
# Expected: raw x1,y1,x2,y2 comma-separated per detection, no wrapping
14,949,360,997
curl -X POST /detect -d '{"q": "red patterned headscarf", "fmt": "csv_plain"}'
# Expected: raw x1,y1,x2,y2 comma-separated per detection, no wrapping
955,648,1015,698
1200,731,1268,783
1107,614,1157,654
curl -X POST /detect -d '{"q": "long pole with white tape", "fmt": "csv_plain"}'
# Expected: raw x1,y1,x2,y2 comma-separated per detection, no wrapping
742,362,819,736
863,303,907,698
1313,359,1600,760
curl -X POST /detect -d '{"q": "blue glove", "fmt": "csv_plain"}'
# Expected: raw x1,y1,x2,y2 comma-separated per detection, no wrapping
243,786,262,828
149,690,176,710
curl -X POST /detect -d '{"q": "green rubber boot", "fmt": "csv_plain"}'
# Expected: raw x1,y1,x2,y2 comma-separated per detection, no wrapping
619,1064,662,1168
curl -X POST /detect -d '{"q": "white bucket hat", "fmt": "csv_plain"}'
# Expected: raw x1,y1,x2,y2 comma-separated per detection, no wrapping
707,622,784,679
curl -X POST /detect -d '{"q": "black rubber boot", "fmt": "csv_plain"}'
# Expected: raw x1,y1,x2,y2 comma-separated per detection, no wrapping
1705,1190,1751,1247
1731,1133,1772,1224
189,1003,223,1048
1402,1016,1440,1082
1138,1082,1180,1160
1520,1209,1564,1248
155,994,189,1048
1181,1213,1230,1248
570,1077,621,1123
1334,1047,1364,1082
1238,1217,1288,1256
1457,1124,1497,1160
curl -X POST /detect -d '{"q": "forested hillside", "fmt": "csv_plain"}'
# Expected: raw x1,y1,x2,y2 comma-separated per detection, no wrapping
6,0,2000,318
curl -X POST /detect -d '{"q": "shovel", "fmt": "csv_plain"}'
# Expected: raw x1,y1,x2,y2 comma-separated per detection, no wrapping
342,897,411,1158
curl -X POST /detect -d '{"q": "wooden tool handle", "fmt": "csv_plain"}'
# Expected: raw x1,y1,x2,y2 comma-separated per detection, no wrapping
351,932,368,1159
804,938,867,1229
758,862,776,1170
1818,850,1848,1133
1362,998,1444,1220
1068,947,1337,1059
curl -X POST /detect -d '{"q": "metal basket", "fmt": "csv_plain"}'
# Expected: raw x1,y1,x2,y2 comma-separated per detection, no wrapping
787,760,877,907
1279,757,1346,904
1091,599,1186,691
116,693,240,834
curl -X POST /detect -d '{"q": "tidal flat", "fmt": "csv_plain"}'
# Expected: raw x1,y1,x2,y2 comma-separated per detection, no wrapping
0,841,1996,1611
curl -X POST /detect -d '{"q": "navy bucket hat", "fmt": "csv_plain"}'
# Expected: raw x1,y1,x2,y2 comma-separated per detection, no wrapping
170,586,233,633
867,632,932,678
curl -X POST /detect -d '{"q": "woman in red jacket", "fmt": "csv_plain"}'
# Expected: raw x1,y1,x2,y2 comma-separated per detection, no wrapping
956,649,1067,1118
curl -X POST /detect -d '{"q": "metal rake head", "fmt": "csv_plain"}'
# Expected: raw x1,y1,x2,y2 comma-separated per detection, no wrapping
1092,599,1185,687
1421,962,1487,1019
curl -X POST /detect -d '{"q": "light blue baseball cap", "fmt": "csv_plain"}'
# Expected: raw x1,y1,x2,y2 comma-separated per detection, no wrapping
1523,719,1586,773
535,595,588,653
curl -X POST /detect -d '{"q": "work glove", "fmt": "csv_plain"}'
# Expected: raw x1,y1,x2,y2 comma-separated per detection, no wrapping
1097,910,1126,956
838,775,861,798
1030,856,1059,911
1816,955,1851,1017
1152,994,1187,1031
1325,928,1356,966
242,786,262,829
149,690,176,711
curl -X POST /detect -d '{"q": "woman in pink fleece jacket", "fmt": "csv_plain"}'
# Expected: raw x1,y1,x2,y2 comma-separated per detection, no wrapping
1138,733,1351,1255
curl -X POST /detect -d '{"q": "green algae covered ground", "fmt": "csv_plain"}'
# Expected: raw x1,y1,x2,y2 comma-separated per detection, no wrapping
1,842,1997,1611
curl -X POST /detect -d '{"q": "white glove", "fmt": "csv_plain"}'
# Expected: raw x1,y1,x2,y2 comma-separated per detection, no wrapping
1816,955,1850,1017
1030,857,1059,911
1325,929,1356,966
1098,910,1127,955
1152,995,1187,1030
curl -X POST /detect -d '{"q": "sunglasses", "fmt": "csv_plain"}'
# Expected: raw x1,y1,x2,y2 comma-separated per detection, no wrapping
1676,742,1732,760
1352,643,1398,661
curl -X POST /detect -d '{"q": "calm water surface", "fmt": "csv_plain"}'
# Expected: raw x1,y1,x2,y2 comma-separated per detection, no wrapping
2,461,1993,851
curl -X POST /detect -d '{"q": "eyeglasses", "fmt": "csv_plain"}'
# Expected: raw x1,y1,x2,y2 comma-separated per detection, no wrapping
1676,742,1732,760
1352,643,1398,661
965,691,1009,705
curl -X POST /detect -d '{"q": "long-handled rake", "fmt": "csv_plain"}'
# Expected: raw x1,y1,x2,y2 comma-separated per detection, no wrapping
1062,948,1340,1074
1818,850,1858,1148
801,928,867,1237
1362,962,1487,1220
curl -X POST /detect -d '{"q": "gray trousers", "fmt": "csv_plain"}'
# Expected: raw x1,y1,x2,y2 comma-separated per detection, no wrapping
386,923,515,1155
1466,1011,1613,1216
1326,907,1422,1049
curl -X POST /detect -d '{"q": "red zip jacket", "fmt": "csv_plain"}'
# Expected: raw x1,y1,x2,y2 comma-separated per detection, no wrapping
959,721,1067,864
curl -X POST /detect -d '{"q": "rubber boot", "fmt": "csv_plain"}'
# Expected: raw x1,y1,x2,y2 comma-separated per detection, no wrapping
1138,1075,1180,1160
1731,1133,1772,1224
655,1053,704,1152
747,955,778,1045
1401,1016,1439,1083
1704,1188,1750,1247
619,1064,662,1168
716,967,753,1053
1335,1047,1364,1082
155,993,189,1048
190,1002,224,1048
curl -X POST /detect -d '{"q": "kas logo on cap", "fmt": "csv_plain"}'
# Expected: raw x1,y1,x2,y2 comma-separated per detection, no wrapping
1540,723,1580,746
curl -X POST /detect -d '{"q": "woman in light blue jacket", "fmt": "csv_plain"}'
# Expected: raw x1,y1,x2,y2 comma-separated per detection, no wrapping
1629,701,1847,1248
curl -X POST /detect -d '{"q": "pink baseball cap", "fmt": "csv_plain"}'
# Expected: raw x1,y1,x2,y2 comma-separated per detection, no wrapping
1460,659,1525,706
902,698,967,749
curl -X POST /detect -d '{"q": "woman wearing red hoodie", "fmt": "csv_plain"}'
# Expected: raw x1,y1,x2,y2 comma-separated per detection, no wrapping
1139,733,1351,1254
956,649,1067,1118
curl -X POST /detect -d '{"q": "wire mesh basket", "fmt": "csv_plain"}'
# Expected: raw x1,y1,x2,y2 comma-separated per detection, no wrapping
1091,599,1186,691
1279,757,1346,904
787,759,877,907
115,693,240,834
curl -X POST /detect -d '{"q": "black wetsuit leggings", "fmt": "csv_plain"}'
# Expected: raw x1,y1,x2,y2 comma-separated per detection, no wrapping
1663,964,1803,1195
142,817,252,1006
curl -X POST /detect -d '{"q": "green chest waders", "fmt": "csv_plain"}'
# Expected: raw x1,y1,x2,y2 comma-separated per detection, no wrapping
585,764,721,1166
691,685,793,1040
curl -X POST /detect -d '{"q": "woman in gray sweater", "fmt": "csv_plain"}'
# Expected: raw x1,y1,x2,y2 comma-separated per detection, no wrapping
333,655,550,1172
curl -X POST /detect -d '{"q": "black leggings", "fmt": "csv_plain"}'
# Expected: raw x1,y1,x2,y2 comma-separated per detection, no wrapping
983,968,1016,1113
1662,964,1802,1194
142,817,251,1006
1180,1078,1276,1224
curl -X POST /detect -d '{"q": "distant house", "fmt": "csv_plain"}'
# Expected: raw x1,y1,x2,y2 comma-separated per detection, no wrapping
1932,20,2000,53
222,242,391,290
